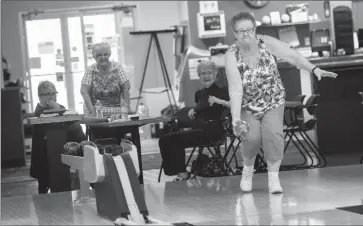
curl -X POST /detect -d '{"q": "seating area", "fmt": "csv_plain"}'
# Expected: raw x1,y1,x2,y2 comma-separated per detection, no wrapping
156,94,337,183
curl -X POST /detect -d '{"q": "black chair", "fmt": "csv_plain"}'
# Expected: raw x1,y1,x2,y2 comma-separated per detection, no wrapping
283,94,327,169
283,97,314,170
258,95,309,172
157,107,241,182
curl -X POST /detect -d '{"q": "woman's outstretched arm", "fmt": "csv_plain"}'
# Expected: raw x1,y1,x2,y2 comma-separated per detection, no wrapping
263,35,337,81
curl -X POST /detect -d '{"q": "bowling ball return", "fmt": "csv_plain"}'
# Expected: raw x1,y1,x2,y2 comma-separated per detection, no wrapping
61,143,192,226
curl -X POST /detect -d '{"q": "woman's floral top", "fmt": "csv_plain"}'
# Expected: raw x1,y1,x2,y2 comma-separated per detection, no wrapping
81,61,129,117
228,36,286,119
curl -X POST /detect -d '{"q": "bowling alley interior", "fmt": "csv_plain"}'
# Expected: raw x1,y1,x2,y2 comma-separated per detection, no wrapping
1,0,363,225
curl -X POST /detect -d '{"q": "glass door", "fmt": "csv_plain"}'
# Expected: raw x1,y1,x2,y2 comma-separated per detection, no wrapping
67,13,121,113
25,18,70,110
22,6,136,113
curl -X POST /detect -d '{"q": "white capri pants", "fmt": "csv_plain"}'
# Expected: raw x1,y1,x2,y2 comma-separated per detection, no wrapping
241,105,285,161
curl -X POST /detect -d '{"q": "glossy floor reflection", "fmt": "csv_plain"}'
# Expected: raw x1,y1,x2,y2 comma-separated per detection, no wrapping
144,164,363,225
1,165,363,225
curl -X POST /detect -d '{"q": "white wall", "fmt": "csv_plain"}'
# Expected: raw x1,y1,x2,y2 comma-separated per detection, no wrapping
177,1,189,22
1,1,183,82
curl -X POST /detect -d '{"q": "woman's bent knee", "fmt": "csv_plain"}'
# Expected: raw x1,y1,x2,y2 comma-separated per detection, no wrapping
241,137,261,159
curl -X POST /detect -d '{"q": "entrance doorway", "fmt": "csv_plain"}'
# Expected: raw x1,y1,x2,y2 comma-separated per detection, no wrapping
20,5,137,113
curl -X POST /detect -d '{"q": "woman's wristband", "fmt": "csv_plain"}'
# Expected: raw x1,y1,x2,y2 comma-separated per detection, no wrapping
312,66,319,75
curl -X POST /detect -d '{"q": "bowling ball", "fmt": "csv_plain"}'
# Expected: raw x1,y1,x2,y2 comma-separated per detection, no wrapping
262,15,271,24
120,139,133,152
63,142,81,156
110,146,124,156
281,14,290,23
233,120,250,140
79,140,97,157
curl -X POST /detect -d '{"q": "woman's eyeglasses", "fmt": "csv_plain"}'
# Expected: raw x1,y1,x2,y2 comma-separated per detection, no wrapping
95,53,110,58
39,92,58,97
234,28,255,35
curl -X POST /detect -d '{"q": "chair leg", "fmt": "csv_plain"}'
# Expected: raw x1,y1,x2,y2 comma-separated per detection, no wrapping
158,146,199,182
299,131,326,168
297,131,321,168
301,131,327,168
233,140,240,169
226,138,242,169
189,147,204,179
219,140,240,174
282,131,311,170
223,138,234,161
255,148,267,172
285,131,307,166
360,155,363,164
284,131,294,154
207,146,233,175
291,132,315,168
158,164,163,183
186,146,197,167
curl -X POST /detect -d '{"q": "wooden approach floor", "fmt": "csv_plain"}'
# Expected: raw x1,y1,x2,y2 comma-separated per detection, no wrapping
1,164,363,225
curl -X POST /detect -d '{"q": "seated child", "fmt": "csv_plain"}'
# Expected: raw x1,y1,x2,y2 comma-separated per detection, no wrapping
30,81,86,194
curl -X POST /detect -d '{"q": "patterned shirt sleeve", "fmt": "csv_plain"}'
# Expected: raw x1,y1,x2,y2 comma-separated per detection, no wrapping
117,64,129,84
81,67,93,85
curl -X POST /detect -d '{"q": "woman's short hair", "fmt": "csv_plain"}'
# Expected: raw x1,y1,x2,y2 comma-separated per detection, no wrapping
38,81,56,96
231,12,256,30
197,59,218,76
92,42,111,57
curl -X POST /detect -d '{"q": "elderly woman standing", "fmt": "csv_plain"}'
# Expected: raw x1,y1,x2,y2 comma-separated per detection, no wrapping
81,42,131,117
225,12,337,194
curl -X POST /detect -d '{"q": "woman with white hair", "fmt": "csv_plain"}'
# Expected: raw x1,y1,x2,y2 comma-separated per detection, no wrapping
81,42,131,140
80,42,131,117
159,59,230,181
225,12,337,194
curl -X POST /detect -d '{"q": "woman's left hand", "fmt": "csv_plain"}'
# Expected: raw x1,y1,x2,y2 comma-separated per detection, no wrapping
314,68,338,81
46,100,60,110
208,96,222,106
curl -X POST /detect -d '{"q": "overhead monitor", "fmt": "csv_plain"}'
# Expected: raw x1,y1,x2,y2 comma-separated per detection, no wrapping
197,11,226,39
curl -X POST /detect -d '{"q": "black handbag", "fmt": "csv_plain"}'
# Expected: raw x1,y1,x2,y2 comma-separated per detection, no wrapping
191,154,228,177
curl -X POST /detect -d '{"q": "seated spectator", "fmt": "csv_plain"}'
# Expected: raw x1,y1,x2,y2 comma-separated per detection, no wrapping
159,60,230,181
30,81,86,194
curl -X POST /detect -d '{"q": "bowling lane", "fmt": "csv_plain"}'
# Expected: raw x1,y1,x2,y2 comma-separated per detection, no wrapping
2,165,363,225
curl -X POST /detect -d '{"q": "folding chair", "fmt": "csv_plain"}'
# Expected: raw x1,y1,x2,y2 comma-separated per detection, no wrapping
246,95,310,172
283,94,327,169
158,107,240,182
282,99,314,170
